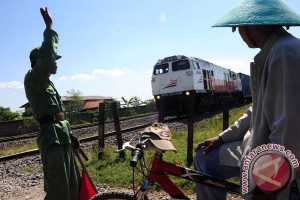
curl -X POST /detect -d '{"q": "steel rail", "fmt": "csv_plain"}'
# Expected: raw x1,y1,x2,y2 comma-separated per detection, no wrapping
0,113,158,143
0,122,161,162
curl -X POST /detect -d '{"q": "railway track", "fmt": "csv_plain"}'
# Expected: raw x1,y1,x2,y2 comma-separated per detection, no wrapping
0,113,158,144
0,114,180,162
0,123,152,162
0,103,251,162
0,123,99,144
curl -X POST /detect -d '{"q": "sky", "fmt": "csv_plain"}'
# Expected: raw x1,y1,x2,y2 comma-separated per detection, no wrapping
0,0,300,112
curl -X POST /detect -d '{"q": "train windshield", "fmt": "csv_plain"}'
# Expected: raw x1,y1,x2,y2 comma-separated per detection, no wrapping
153,63,169,75
172,59,190,71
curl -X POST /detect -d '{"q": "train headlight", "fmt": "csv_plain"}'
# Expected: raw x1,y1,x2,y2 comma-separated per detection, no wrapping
185,91,190,96
156,95,161,100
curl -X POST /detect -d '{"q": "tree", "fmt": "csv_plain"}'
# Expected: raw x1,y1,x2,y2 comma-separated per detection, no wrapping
121,97,134,108
103,98,115,109
121,96,143,108
143,98,156,106
66,89,84,113
120,97,137,116
22,106,33,117
131,96,142,107
0,106,20,121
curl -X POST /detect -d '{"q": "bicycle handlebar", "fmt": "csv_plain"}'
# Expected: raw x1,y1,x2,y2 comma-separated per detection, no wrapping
116,138,149,167
130,143,145,167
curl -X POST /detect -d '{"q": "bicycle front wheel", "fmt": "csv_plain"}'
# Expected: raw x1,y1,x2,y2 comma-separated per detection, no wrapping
90,190,149,200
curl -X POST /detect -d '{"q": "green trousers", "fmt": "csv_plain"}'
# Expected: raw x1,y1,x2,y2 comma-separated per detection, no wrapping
40,144,80,200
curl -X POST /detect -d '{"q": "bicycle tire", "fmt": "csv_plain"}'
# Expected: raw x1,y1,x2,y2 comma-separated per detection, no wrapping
90,190,149,200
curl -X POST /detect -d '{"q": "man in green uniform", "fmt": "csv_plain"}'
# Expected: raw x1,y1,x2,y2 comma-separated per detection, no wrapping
24,7,80,200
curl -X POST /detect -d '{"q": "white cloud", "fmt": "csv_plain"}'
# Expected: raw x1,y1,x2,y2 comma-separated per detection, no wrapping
159,12,167,24
93,68,133,77
58,68,134,82
209,58,250,75
211,59,247,68
59,76,68,80
0,81,23,89
70,73,97,80
145,68,153,75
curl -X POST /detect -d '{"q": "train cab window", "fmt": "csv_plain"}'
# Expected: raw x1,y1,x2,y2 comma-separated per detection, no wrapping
192,61,200,69
172,60,190,71
232,73,236,80
153,63,169,75
210,70,214,76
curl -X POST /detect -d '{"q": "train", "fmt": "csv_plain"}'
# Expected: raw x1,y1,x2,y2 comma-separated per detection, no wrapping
151,55,251,117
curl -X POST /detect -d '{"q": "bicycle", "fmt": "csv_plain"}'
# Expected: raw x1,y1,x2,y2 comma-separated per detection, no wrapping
90,136,240,200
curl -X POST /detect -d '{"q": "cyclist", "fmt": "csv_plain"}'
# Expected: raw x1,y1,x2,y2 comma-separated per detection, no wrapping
194,0,300,199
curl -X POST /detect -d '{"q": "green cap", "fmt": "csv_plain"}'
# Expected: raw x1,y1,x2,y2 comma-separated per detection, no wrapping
29,47,62,66
213,0,300,27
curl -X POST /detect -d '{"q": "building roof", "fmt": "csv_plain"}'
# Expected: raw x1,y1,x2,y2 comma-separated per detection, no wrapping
82,99,106,110
20,96,111,109
61,96,109,102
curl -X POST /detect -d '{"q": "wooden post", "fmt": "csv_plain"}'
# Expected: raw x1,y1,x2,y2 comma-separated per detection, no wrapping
111,101,125,158
223,98,229,131
187,94,195,166
158,97,166,123
98,102,105,159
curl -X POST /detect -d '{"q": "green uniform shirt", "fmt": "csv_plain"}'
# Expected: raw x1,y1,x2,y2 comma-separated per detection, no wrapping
24,29,71,149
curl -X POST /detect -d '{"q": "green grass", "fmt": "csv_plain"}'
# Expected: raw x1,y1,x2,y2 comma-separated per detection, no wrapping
0,131,98,156
20,165,43,173
83,104,251,194
0,142,37,156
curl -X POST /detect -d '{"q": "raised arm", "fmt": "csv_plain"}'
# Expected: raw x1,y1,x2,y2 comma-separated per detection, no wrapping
30,7,59,90
40,7,52,29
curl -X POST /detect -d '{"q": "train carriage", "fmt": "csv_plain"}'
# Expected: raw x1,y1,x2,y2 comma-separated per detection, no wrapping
151,55,249,117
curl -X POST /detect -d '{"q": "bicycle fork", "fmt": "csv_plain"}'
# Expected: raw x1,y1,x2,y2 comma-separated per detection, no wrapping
135,181,153,200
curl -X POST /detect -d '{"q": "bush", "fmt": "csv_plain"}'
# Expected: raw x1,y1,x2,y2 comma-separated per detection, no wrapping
22,117,39,132
0,106,20,121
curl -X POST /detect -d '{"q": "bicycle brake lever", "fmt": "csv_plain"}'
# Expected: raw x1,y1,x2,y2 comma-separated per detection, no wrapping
115,140,135,153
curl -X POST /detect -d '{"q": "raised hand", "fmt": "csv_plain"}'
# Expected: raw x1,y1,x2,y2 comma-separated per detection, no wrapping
40,7,52,29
